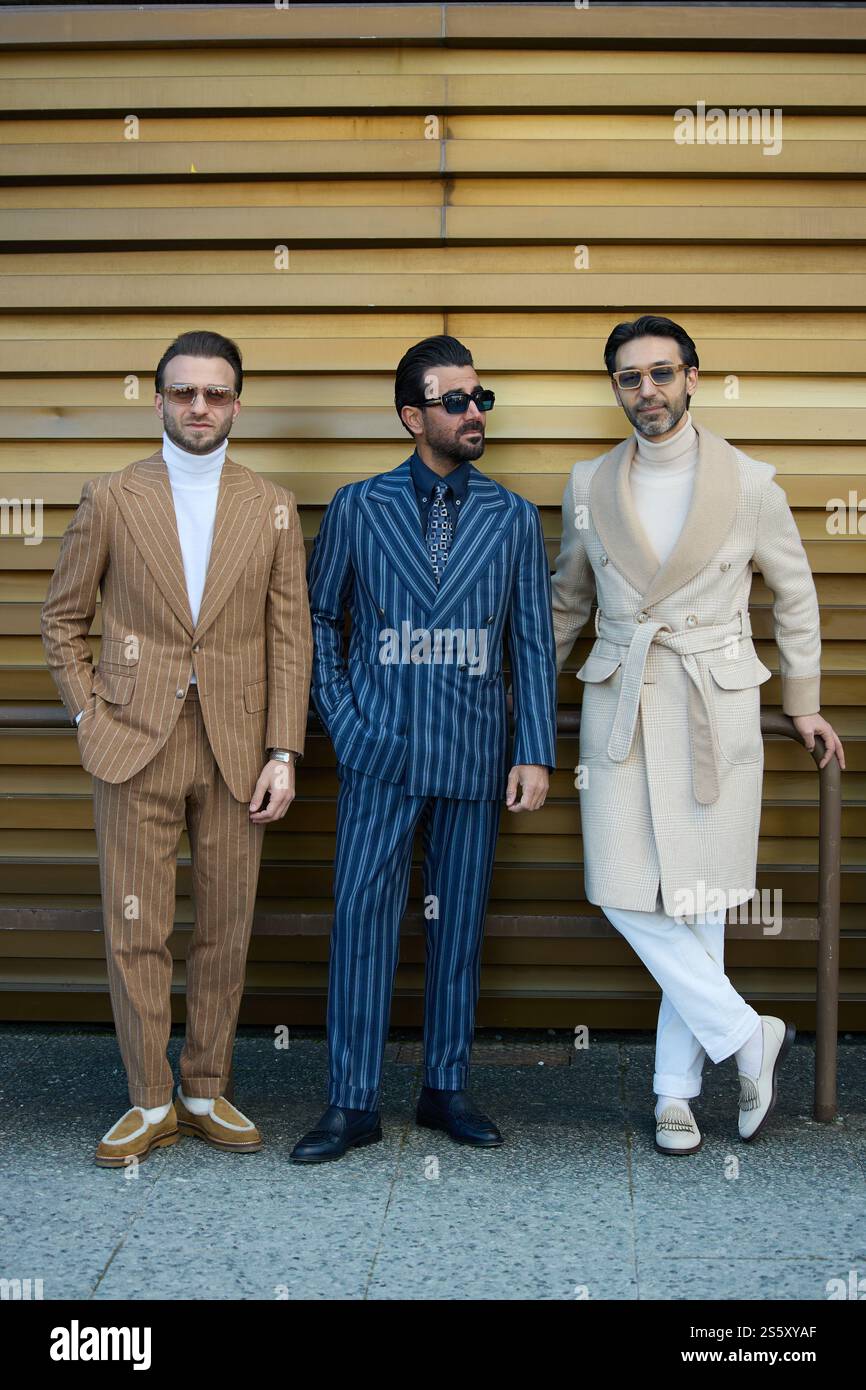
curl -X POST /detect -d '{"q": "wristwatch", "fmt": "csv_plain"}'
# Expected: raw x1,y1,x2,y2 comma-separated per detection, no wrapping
268,748,298,765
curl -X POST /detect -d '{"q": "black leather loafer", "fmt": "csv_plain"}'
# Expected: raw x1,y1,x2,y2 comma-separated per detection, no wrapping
416,1089,503,1147
290,1105,382,1163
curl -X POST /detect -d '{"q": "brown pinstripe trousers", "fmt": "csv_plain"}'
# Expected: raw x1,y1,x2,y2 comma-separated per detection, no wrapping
92,684,266,1107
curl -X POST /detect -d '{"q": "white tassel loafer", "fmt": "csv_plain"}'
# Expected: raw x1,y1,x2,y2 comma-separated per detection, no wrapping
654,1102,702,1156
738,1015,796,1142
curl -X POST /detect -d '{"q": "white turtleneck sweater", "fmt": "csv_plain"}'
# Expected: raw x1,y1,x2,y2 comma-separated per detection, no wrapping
629,411,698,565
77,431,226,721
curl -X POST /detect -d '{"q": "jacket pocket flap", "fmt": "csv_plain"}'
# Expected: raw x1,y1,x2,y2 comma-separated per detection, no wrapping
575,654,622,683
244,678,268,713
708,656,773,690
92,667,135,705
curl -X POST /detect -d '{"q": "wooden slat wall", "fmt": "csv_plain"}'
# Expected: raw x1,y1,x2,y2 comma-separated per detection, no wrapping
1,4,864,1027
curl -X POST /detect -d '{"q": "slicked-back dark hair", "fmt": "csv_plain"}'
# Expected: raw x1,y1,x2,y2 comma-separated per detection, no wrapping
155,330,243,396
394,334,474,436
603,315,699,377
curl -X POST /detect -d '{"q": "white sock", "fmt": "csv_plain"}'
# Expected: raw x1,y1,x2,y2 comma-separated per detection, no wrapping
140,1101,171,1124
178,1085,212,1115
655,1095,692,1118
735,1020,764,1077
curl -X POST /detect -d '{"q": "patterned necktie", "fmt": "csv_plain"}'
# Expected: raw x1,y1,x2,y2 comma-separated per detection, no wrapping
425,480,454,584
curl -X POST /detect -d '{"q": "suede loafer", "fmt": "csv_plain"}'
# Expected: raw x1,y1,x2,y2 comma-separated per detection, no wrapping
175,1091,262,1152
95,1104,179,1168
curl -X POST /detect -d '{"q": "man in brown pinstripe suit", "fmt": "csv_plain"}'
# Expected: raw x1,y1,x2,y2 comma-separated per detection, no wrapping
41,330,312,1167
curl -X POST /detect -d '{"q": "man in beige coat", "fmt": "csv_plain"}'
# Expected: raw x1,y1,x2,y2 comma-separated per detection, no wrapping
41,330,313,1166
551,315,844,1155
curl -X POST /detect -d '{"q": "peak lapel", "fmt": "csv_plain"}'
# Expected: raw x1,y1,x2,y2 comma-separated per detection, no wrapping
428,470,514,624
116,451,194,635
358,462,439,610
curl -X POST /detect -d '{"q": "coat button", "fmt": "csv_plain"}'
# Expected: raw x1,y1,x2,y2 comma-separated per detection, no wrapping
637,610,648,622
600,554,608,565
486,615,494,624
685,614,698,627
192,643,200,652
720,561,731,571
176,688,185,698
378,606,385,617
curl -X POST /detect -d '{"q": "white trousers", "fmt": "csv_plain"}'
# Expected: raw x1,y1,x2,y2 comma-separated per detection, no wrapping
602,893,760,1100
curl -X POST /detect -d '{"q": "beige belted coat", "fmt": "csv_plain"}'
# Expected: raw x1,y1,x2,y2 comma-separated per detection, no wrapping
550,423,821,915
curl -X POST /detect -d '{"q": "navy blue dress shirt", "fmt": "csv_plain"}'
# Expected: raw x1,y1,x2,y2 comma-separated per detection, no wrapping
409,449,471,541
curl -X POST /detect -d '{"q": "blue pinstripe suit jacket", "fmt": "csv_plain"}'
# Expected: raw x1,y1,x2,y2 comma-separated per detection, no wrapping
307,457,558,800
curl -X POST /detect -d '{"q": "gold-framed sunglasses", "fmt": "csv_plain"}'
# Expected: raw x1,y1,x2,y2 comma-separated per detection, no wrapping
611,364,691,391
161,384,238,406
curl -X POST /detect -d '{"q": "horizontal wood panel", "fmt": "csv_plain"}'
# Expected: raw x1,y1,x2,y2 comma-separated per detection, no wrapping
1,5,862,1025
2,6,865,52
6,205,866,246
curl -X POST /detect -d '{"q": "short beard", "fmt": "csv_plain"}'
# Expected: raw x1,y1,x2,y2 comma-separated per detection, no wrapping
163,412,232,455
625,389,690,439
425,419,485,465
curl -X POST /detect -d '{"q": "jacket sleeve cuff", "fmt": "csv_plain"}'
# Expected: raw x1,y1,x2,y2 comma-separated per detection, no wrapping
781,674,821,717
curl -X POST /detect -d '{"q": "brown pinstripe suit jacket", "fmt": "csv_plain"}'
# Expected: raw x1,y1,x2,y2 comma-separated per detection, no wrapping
40,449,313,803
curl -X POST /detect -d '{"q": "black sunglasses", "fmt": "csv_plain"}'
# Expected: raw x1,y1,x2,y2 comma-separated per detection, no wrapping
413,387,495,415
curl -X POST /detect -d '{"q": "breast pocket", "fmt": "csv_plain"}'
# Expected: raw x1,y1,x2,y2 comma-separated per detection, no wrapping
575,653,623,762
707,655,773,764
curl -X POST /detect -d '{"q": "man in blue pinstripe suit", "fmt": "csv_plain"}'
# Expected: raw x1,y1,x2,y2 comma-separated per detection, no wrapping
291,335,558,1162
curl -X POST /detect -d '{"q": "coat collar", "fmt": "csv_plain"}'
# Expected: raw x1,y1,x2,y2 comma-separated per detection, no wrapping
589,421,740,608
113,449,268,640
359,457,514,617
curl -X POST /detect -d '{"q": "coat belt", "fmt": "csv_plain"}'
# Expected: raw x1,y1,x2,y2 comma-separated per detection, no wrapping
595,610,753,806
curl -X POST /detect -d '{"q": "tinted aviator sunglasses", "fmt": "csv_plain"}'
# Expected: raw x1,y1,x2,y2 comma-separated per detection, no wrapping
161,384,238,406
611,364,690,391
413,386,495,415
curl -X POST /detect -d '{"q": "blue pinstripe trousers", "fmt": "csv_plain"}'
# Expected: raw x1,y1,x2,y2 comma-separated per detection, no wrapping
327,763,502,1110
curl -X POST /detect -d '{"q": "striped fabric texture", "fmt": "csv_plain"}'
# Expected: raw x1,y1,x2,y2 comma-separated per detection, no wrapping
307,456,558,801
92,686,266,1107
327,762,502,1109
40,449,313,803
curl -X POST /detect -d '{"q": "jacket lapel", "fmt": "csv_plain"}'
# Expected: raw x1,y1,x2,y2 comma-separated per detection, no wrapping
115,450,267,641
358,460,440,610
428,470,514,625
590,422,740,609
358,459,515,619
192,456,268,641
115,450,194,635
